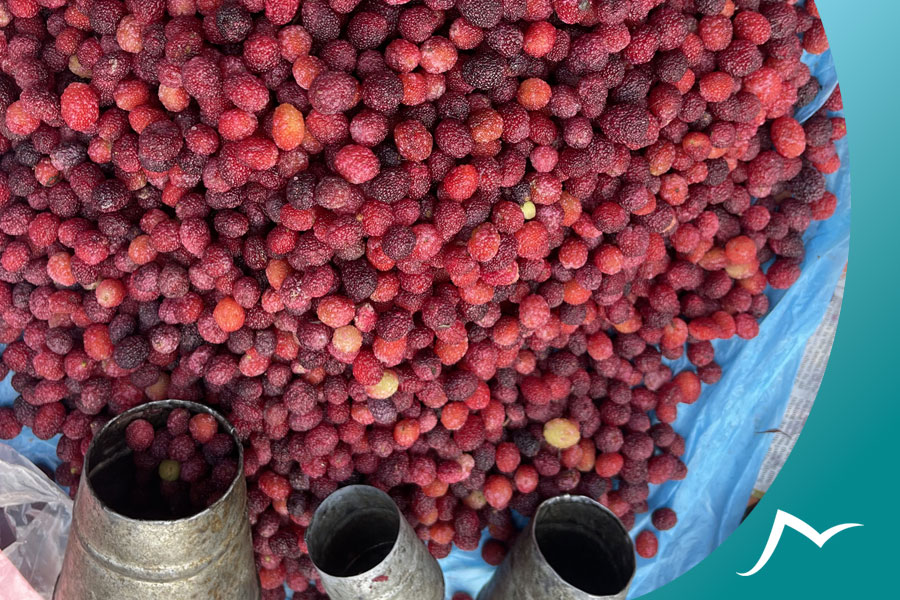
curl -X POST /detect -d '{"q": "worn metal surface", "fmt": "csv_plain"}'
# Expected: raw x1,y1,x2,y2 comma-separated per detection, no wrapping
478,495,635,600
306,485,444,600
53,400,260,600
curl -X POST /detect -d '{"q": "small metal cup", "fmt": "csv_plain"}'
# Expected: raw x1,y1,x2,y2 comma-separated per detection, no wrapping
306,485,445,600
54,400,260,600
477,495,636,600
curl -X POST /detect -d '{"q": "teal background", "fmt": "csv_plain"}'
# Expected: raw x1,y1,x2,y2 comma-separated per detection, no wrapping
645,1,898,598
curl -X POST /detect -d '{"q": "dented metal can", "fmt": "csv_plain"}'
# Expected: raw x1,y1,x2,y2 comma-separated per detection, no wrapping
54,400,260,600
477,495,636,600
306,484,445,600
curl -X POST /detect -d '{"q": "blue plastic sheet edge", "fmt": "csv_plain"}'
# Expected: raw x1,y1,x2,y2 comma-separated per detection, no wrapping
1,48,850,600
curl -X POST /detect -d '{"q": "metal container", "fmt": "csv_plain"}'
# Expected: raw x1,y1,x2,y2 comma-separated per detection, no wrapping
54,400,260,600
306,485,445,600
477,495,636,600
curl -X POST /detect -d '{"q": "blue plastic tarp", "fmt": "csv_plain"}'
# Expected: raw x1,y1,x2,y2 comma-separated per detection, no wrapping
1,48,850,600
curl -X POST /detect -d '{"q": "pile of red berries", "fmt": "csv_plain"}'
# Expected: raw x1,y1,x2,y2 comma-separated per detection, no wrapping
0,0,843,597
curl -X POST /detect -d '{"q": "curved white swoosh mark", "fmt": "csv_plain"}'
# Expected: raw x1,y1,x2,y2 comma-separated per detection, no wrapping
737,509,862,576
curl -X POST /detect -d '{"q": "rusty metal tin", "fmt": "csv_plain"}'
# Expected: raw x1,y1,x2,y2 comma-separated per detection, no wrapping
306,485,445,600
54,400,260,600
477,495,636,600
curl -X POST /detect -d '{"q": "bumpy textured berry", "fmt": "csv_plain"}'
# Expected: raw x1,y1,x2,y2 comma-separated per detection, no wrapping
61,83,99,133
635,529,659,558
125,419,155,452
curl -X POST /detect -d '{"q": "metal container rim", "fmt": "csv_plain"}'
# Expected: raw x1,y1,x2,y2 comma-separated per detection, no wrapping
82,399,244,525
530,494,636,598
305,484,403,579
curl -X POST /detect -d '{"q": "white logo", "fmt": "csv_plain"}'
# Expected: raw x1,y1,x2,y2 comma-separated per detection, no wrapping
737,509,862,576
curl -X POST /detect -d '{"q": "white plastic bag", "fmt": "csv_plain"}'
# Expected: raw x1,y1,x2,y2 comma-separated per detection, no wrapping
0,443,73,599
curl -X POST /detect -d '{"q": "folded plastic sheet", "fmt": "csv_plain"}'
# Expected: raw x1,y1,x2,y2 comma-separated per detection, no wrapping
0,444,73,600
0,47,850,600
